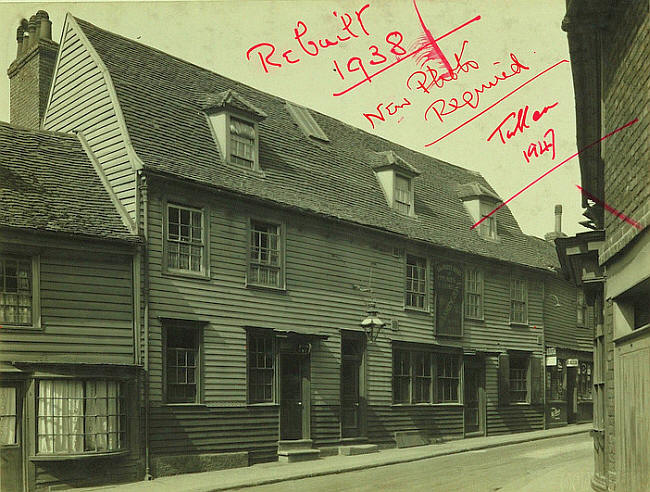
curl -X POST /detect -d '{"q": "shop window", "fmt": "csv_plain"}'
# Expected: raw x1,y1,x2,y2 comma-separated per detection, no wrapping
37,380,126,455
392,349,411,404
578,361,593,401
248,332,275,403
547,363,564,401
392,348,460,404
165,324,201,404
436,354,460,403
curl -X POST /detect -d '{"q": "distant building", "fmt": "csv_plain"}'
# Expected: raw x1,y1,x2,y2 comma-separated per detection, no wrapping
560,1,649,491
1,9,589,490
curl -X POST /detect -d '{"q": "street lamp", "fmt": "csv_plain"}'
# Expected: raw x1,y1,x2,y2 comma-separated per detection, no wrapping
360,301,385,343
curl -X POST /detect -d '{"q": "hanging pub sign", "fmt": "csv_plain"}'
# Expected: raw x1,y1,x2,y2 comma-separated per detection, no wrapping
435,262,463,336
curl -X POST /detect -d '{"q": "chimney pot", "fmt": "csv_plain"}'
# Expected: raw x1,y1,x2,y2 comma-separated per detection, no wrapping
554,204,563,234
27,15,38,47
16,25,25,57
35,11,52,41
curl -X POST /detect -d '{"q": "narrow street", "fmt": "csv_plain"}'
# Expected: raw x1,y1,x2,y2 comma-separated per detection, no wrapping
242,433,593,492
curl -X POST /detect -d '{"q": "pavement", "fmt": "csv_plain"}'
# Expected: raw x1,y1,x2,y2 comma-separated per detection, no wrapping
82,423,591,492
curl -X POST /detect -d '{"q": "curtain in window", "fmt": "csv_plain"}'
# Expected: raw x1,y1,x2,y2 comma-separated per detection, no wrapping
86,380,120,451
0,386,16,445
38,380,83,454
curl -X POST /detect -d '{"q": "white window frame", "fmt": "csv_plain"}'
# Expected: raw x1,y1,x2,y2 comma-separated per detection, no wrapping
509,277,528,325
164,202,208,278
464,267,484,320
246,219,286,290
36,379,127,456
509,355,530,403
479,201,497,239
394,174,413,215
405,254,428,311
163,323,202,405
0,254,41,330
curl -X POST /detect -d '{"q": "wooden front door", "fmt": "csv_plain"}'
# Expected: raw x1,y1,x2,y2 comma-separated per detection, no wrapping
0,383,23,492
463,364,485,436
280,354,305,440
341,334,365,438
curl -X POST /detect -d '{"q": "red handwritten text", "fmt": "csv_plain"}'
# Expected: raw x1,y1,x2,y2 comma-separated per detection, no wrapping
363,98,412,129
522,128,556,163
246,4,371,73
487,102,558,144
407,40,479,94
424,53,530,123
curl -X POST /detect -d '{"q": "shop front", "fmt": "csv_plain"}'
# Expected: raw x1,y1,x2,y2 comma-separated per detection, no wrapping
545,347,593,427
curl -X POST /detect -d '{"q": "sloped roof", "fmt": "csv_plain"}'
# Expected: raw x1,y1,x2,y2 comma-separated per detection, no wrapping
74,18,558,270
198,89,268,119
457,182,502,202
370,150,421,177
0,122,138,243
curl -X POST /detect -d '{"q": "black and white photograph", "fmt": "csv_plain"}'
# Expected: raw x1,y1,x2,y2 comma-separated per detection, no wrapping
0,1,648,491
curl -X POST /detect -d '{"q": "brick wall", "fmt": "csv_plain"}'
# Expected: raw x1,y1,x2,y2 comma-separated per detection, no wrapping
600,1,650,265
7,41,58,129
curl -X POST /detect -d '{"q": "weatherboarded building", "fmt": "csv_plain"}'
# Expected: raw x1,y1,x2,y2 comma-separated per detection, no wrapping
2,9,586,489
0,122,142,491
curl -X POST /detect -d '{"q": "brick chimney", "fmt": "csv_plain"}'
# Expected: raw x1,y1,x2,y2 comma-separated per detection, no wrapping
7,11,59,129
545,204,568,242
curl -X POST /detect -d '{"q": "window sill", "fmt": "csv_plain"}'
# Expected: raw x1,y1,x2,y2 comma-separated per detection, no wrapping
163,403,207,407
391,402,462,407
31,450,129,461
435,332,463,338
509,321,529,328
247,402,279,407
0,323,42,332
225,160,266,178
509,402,530,406
162,269,210,281
404,306,431,315
245,282,287,293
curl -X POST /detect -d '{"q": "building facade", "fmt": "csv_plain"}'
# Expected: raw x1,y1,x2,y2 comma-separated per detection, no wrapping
0,122,143,491
1,9,591,490
560,1,649,491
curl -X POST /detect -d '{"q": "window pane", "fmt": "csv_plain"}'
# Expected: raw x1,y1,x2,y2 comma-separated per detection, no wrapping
0,387,17,445
167,206,204,272
248,334,274,403
166,326,200,403
1,257,33,325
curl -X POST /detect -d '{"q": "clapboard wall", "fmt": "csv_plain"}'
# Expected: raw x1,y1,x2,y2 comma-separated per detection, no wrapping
145,176,549,454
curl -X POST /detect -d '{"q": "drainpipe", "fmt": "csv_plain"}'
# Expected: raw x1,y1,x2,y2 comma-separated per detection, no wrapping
138,170,153,481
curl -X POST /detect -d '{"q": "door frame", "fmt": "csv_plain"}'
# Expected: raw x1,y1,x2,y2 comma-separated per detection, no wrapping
463,356,486,437
340,330,367,439
278,343,311,440
0,379,25,492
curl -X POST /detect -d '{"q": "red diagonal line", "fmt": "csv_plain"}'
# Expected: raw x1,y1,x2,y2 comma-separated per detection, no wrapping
425,59,569,148
577,185,642,230
471,118,639,230
332,15,481,97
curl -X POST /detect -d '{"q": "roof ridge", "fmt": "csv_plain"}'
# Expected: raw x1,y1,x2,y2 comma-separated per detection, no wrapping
73,16,485,181
0,120,78,140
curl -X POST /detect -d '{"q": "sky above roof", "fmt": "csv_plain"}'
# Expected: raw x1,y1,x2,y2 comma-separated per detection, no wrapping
0,0,586,240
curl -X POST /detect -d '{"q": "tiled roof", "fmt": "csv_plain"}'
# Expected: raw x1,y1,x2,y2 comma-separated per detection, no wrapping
75,18,558,270
370,151,421,177
457,182,502,202
198,89,268,118
0,122,138,243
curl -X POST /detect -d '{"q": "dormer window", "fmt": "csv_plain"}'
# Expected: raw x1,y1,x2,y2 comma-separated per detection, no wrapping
371,151,421,216
394,175,412,215
201,89,267,172
230,117,256,168
457,182,502,240
480,201,497,239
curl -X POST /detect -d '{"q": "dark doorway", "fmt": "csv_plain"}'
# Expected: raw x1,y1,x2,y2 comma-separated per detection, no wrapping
341,333,365,438
566,367,577,424
0,382,23,492
464,361,485,436
280,353,306,440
